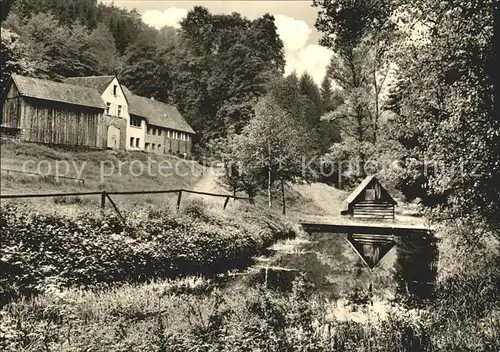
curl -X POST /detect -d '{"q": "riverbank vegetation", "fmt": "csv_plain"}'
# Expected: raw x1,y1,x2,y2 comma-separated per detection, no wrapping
1,196,498,351
1,266,498,351
0,199,298,305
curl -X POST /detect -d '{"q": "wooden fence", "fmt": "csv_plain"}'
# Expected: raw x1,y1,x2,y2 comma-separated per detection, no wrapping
1,168,85,184
0,189,251,224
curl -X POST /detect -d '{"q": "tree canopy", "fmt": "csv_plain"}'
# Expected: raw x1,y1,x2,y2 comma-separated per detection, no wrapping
387,0,498,231
314,0,397,187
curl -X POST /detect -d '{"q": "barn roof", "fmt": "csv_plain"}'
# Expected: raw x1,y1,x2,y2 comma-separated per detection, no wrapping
122,86,195,134
63,75,115,94
11,74,106,110
344,175,397,205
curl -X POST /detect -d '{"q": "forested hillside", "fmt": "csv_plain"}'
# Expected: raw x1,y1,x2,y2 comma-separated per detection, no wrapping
1,0,338,151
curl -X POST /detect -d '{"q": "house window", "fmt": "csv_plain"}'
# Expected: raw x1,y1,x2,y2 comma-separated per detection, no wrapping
130,117,141,127
158,144,161,152
136,138,140,148
158,130,162,137
113,85,118,96
147,127,151,135
145,143,150,151
152,128,156,136
117,105,122,117
106,102,111,115
152,143,155,150
130,137,134,147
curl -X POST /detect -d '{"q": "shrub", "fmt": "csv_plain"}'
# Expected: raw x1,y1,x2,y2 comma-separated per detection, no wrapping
0,200,297,304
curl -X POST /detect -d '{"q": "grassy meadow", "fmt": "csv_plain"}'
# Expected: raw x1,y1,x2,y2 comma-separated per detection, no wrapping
0,138,204,195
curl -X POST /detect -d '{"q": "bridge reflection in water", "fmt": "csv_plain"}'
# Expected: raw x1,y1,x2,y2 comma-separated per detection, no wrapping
250,222,438,302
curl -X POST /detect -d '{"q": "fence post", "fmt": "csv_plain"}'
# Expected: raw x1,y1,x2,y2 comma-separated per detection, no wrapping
223,196,230,209
100,191,106,209
105,193,126,226
176,190,182,211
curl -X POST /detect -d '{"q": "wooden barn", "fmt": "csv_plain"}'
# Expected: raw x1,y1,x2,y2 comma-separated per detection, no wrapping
342,176,397,221
1,74,106,148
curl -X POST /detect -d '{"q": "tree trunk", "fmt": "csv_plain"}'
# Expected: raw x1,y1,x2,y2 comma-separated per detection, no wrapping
268,164,272,208
281,178,286,215
338,161,343,189
373,64,379,144
268,143,272,208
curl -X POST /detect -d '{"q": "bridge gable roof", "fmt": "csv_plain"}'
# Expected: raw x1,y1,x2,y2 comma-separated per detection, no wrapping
344,176,397,206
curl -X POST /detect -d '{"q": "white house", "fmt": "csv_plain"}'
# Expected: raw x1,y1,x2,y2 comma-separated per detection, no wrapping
64,75,146,151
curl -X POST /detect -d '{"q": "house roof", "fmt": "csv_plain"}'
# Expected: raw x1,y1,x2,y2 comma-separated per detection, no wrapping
344,175,397,205
63,76,116,95
122,86,195,134
11,74,106,110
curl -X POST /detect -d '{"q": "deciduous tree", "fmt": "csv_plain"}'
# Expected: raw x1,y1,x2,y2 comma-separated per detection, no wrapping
231,95,312,210
388,0,499,231
0,27,35,90
314,0,397,185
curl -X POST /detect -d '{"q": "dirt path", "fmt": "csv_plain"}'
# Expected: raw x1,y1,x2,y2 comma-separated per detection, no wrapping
192,166,224,194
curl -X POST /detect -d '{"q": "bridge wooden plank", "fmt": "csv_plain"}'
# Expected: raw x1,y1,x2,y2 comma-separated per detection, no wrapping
300,222,432,237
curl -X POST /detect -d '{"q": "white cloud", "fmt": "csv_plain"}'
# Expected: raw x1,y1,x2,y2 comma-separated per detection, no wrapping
141,7,188,29
285,45,334,86
274,15,333,85
274,15,311,53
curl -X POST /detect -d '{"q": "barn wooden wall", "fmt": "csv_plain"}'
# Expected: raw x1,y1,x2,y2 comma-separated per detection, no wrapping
1,84,22,129
21,98,105,148
352,200,395,221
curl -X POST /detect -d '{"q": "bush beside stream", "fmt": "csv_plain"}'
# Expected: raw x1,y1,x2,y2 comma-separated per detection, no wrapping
0,199,297,304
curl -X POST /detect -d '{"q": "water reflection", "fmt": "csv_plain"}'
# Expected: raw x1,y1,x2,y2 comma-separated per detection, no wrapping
247,231,438,302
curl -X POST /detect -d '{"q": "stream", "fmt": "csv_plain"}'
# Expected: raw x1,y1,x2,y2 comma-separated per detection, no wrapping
241,229,438,303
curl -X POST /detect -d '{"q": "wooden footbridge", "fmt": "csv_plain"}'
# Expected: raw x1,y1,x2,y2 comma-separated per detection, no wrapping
300,221,433,238
298,218,434,269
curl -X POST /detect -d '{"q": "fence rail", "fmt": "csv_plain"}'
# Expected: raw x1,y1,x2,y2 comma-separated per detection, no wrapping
0,189,250,211
1,168,85,184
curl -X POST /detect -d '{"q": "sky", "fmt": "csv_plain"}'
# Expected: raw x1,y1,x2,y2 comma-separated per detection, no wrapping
100,1,334,85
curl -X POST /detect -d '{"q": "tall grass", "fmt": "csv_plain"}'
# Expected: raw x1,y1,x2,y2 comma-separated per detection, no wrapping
2,273,497,351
